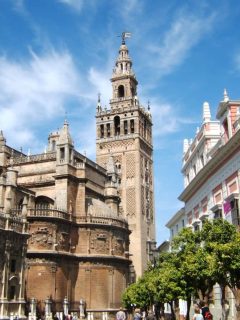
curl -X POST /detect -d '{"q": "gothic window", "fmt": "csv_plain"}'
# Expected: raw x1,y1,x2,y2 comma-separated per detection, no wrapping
118,85,125,98
124,120,128,134
8,276,18,300
144,119,147,138
106,123,111,137
114,116,120,136
100,124,104,138
52,140,56,151
130,119,134,133
9,286,16,300
10,259,17,273
17,198,23,213
60,147,65,159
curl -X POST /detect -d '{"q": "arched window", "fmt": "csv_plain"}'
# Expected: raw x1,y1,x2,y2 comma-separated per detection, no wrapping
114,116,120,136
35,196,54,211
52,140,56,151
8,276,19,300
118,85,125,98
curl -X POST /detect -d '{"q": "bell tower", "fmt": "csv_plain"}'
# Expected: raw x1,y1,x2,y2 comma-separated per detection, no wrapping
96,33,156,277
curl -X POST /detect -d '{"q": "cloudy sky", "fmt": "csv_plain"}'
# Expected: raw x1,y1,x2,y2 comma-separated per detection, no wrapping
1,0,240,244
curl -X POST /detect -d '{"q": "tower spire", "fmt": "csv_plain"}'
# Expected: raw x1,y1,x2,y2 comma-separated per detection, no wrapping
223,88,229,102
97,93,102,113
203,101,211,123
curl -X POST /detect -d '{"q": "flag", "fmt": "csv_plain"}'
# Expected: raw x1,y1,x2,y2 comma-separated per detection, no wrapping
223,201,231,214
123,32,131,38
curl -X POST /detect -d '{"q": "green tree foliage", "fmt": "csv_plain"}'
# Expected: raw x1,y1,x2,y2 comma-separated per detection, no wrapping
172,227,216,303
202,219,240,319
122,219,240,319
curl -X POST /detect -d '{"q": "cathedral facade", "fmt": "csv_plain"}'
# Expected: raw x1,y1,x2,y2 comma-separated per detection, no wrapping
0,37,156,319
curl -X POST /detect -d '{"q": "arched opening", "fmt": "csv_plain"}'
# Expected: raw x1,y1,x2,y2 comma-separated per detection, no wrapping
52,140,56,151
35,196,54,211
118,85,125,98
114,116,121,136
8,276,19,300
17,198,23,211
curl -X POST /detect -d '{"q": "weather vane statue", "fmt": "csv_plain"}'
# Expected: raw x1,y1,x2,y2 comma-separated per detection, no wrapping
120,32,131,44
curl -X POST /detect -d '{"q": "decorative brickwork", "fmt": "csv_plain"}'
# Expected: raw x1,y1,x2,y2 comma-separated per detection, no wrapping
126,153,135,178
126,188,136,217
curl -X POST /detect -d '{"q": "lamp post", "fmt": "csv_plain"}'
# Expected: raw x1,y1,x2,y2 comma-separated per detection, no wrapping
63,297,69,317
79,299,85,319
28,298,37,320
45,298,52,320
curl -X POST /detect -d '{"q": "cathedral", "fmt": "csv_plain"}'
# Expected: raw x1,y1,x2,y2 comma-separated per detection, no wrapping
0,35,156,319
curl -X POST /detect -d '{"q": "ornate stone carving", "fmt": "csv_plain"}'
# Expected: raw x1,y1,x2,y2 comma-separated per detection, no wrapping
90,232,110,254
113,237,124,255
56,225,70,251
30,226,54,249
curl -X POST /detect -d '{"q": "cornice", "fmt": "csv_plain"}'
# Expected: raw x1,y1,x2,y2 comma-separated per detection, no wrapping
179,129,240,202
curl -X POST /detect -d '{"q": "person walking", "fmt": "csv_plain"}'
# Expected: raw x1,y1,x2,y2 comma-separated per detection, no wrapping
116,308,126,320
146,311,155,320
192,306,203,320
133,309,142,320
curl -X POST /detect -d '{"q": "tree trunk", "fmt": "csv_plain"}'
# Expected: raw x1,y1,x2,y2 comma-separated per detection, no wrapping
186,296,191,320
230,287,240,320
220,284,228,320
169,302,176,320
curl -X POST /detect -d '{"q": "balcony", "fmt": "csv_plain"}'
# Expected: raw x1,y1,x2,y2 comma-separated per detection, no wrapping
27,208,71,221
0,212,25,233
76,215,128,229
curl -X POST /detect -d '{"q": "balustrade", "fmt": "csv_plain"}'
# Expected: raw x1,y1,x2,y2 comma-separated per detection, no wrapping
28,208,71,221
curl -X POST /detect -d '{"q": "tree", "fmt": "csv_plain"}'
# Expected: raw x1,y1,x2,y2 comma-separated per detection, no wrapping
172,227,216,305
122,271,155,310
201,219,240,319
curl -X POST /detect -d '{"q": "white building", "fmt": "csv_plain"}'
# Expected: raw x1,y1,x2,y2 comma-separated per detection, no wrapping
166,90,240,319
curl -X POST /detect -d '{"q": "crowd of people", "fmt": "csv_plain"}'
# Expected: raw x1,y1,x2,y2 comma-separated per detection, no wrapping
116,302,213,320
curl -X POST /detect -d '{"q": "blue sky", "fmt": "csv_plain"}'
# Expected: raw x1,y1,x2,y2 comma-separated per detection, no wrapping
1,0,240,245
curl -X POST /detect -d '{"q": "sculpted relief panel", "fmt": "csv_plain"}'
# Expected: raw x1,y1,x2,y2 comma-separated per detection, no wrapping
30,223,54,250
90,231,110,254
56,226,70,251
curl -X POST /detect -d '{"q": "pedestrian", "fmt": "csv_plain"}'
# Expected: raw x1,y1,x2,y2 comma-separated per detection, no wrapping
192,305,203,320
179,299,187,320
200,301,212,320
133,309,142,320
146,310,156,320
116,307,126,320
53,313,59,320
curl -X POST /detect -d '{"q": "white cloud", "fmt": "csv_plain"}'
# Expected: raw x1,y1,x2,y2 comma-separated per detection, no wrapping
0,49,84,149
150,99,197,144
88,67,112,107
148,11,217,75
58,0,84,11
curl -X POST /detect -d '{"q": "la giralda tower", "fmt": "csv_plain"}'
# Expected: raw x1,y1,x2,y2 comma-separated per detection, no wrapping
96,34,156,278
